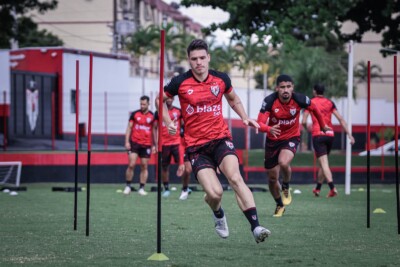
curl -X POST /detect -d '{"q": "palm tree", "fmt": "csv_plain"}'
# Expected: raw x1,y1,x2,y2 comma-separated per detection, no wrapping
354,60,382,99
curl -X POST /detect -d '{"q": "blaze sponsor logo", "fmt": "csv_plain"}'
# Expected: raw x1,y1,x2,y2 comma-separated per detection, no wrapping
186,104,222,116
225,140,234,149
135,124,151,131
210,85,220,96
278,118,297,125
290,108,296,116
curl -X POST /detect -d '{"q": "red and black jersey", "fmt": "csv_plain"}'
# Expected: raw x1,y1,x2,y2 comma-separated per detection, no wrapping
128,110,154,146
305,96,336,137
257,92,326,141
164,69,233,148
154,107,182,146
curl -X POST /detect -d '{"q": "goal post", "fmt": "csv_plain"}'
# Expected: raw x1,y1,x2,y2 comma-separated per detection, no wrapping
0,161,22,187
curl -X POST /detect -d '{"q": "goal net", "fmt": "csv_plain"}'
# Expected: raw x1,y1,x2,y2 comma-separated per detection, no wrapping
0,161,22,187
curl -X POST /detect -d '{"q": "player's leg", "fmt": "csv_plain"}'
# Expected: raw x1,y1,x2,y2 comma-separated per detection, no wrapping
267,166,285,217
124,151,138,195
278,148,295,205
161,146,172,197
179,160,191,200
217,141,270,243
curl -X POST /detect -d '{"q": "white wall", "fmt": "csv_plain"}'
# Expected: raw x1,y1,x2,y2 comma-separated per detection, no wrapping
0,50,10,103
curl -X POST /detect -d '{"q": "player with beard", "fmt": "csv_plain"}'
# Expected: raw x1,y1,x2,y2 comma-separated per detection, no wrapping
257,75,331,217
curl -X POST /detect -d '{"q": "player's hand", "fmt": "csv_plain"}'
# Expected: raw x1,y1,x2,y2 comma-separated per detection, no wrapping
125,142,131,151
322,125,332,133
167,119,177,135
269,124,281,138
243,118,260,134
349,136,355,145
176,164,185,177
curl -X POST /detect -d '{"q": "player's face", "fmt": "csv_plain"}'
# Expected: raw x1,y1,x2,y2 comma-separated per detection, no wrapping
140,99,149,112
165,97,173,108
276,81,294,102
188,49,210,78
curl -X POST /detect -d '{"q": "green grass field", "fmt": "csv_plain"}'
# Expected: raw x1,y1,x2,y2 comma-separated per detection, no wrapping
1,183,399,267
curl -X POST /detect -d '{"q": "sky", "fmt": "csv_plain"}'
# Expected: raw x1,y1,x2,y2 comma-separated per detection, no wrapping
163,0,232,45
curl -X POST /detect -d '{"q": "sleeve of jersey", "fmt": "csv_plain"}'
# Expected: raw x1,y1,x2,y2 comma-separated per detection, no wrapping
164,76,180,97
257,111,271,133
307,102,326,128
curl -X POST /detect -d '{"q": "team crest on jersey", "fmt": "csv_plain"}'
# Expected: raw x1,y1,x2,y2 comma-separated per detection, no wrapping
210,85,220,97
274,108,279,113
289,142,295,147
146,117,152,124
225,140,234,149
186,104,194,115
290,108,296,116
188,89,193,95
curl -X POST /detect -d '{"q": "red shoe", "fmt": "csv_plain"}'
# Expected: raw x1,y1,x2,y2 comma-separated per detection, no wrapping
327,188,338,198
312,188,320,197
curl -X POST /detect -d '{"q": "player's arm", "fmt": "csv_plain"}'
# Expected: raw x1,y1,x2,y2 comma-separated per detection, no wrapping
224,90,260,131
257,111,280,138
302,110,310,130
307,102,331,132
155,93,177,135
333,110,355,145
152,120,158,152
125,121,133,150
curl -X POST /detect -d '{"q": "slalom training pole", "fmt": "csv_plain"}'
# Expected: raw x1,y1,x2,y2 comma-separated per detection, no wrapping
74,60,80,230
367,61,371,228
394,55,399,234
148,29,168,262
86,53,93,236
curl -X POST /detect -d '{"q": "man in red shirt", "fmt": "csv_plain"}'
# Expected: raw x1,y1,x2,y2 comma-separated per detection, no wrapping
160,39,271,243
257,74,330,217
153,96,187,198
302,84,355,197
123,95,156,196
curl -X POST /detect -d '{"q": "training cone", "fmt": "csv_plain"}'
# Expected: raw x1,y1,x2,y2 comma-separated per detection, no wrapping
358,188,364,192
147,253,169,261
373,208,386,214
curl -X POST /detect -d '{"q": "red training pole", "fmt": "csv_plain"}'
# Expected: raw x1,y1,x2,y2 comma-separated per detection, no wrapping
3,91,7,151
86,53,93,237
51,91,55,150
367,61,371,228
104,91,108,150
393,55,399,234
74,60,79,231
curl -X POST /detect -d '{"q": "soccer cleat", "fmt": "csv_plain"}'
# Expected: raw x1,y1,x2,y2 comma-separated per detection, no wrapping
282,188,292,205
162,190,170,197
123,186,131,195
253,226,271,243
138,188,148,196
273,206,285,217
179,190,189,200
212,213,229,239
327,188,338,198
313,188,320,197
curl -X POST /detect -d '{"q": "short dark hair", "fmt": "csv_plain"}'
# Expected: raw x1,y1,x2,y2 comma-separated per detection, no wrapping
313,84,325,95
276,74,293,86
140,95,150,102
187,39,209,56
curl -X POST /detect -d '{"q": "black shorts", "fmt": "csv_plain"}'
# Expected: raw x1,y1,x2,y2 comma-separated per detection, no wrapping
129,141,151,158
264,137,300,169
312,135,334,158
186,138,238,179
162,144,180,170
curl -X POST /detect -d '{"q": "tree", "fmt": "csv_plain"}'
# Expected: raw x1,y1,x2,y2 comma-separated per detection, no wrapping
181,0,400,53
0,0,61,48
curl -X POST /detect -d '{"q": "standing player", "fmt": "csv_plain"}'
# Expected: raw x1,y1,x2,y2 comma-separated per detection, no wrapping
123,95,155,196
257,74,330,217
160,39,271,243
302,84,355,197
153,96,185,198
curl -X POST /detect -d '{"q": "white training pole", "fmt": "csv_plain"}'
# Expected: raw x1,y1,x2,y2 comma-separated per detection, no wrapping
345,41,354,195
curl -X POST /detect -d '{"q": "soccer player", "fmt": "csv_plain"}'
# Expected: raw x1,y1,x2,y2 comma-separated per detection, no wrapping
123,95,156,196
302,84,355,197
257,74,330,217
159,39,271,243
153,96,185,198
